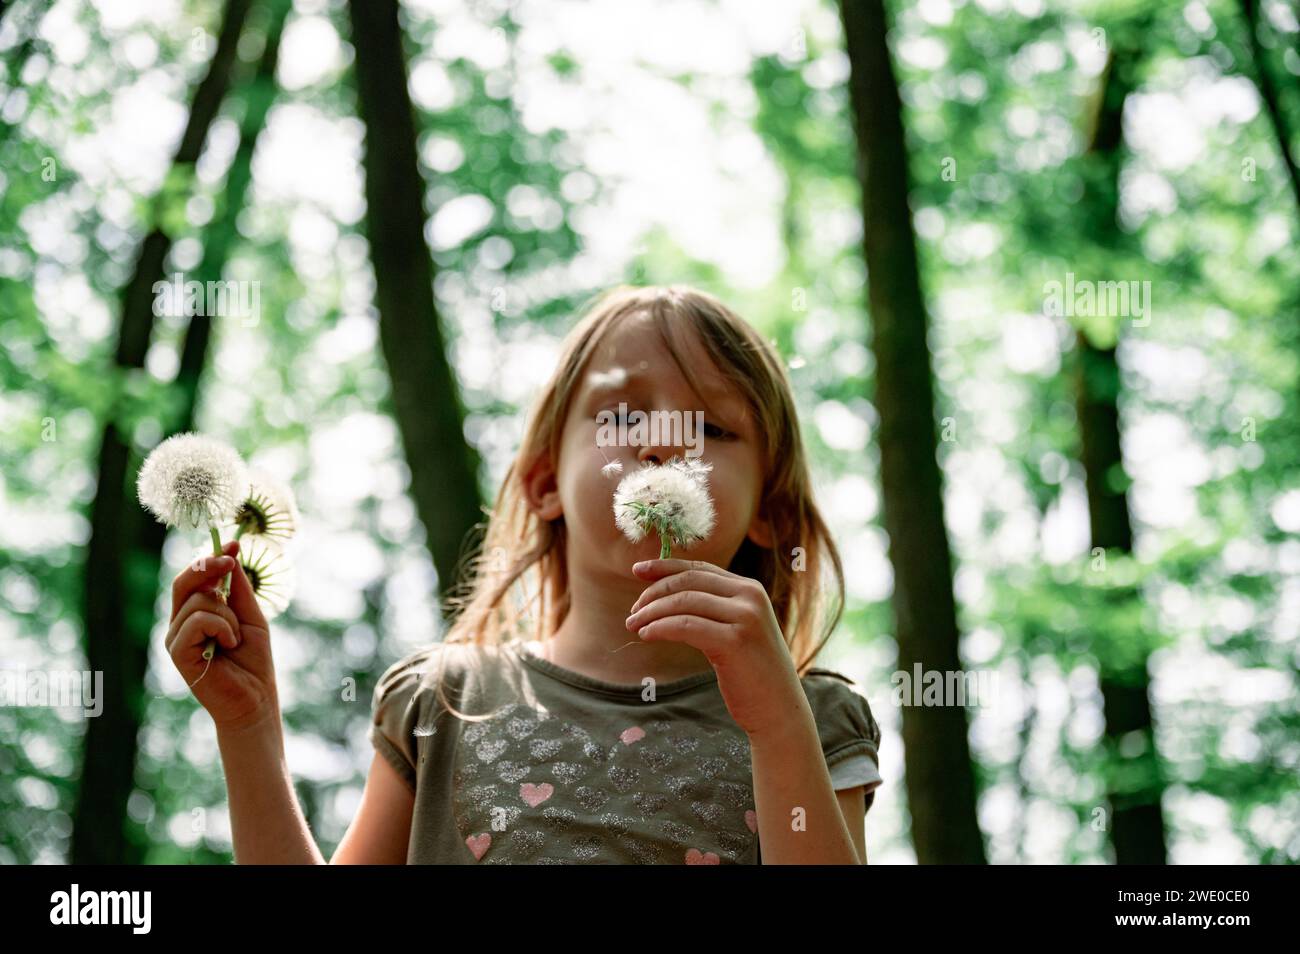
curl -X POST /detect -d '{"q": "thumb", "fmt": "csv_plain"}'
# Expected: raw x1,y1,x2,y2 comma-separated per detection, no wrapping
225,540,270,630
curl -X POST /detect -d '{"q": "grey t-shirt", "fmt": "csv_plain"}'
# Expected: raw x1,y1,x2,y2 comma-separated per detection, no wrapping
370,639,882,864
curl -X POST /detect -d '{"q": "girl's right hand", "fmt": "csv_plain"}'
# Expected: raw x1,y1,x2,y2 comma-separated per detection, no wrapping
167,539,280,734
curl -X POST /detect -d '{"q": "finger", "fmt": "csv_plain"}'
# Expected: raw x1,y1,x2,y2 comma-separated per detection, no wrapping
637,614,731,653
167,591,238,649
632,558,735,584
629,568,747,615
166,592,241,656
225,542,270,632
171,551,237,622
627,589,739,633
174,610,238,657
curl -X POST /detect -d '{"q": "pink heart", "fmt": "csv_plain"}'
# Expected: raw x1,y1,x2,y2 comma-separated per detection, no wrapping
520,782,554,807
685,848,720,865
744,810,757,833
466,833,491,860
620,726,646,745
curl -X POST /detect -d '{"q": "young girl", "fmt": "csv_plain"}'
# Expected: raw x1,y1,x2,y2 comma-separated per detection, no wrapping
167,284,882,864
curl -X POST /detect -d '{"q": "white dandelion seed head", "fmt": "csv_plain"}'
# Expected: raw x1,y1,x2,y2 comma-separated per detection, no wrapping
612,457,715,548
235,468,300,543
600,458,624,479
137,433,249,531
238,537,296,620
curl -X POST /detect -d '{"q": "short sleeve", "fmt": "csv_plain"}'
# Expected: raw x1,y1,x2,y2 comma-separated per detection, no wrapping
829,753,882,792
369,648,434,794
803,669,883,812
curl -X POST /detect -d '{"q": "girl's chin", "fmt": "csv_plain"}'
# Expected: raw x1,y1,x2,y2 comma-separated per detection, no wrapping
616,536,714,566
599,537,661,568
620,538,665,563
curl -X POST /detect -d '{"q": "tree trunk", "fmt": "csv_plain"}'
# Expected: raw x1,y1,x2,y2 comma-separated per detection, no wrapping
1237,0,1300,217
175,0,291,413
838,0,986,864
1076,34,1169,865
0,1,54,152
347,0,485,613
72,0,258,864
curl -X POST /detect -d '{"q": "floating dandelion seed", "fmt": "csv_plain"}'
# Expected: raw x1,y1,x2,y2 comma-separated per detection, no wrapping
613,457,715,559
237,538,296,620
233,468,299,543
595,440,624,479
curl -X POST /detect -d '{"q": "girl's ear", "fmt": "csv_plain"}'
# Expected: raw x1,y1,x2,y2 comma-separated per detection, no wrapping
744,505,774,549
523,451,564,520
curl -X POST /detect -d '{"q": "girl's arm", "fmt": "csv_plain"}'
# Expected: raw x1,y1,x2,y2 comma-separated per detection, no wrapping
748,703,865,864
624,558,868,864
219,716,416,864
217,713,327,864
836,786,869,863
170,546,328,862
330,754,415,864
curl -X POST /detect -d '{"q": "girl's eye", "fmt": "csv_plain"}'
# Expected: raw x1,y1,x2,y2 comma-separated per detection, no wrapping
595,408,733,440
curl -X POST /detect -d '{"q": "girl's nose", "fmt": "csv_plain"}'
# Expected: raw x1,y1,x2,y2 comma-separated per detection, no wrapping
637,443,675,467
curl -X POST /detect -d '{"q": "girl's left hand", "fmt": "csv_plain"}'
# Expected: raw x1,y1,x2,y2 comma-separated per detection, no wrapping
625,558,807,738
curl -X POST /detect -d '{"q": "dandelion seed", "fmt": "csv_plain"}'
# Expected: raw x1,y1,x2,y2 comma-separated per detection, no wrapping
613,457,715,559
601,459,624,478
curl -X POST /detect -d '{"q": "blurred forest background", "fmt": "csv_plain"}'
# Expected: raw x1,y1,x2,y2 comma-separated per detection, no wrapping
1,0,1298,864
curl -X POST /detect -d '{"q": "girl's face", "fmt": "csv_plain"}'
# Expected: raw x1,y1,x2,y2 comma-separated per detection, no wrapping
527,311,772,580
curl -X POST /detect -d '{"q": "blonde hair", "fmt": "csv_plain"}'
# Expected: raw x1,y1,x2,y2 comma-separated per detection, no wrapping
431,284,845,720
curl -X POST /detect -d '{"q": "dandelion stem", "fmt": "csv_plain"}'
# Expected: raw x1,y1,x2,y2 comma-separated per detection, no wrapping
659,534,671,559
204,524,228,662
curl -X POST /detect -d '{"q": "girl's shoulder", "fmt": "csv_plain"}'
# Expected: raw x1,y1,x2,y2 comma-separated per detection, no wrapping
802,666,858,686
372,639,500,701
800,664,866,701
369,641,509,792
799,665,882,764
